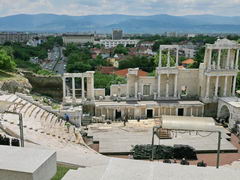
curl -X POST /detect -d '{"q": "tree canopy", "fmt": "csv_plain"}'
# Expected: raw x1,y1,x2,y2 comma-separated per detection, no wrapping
94,72,126,95
0,48,16,71
113,45,129,55
118,55,155,72
66,45,111,73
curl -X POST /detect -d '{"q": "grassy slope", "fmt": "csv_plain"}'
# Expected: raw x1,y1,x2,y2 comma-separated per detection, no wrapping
51,165,77,180
0,70,24,81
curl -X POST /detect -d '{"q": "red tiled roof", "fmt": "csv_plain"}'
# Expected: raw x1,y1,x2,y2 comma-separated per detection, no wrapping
182,58,195,65
114,69,148,77
98,66,115,74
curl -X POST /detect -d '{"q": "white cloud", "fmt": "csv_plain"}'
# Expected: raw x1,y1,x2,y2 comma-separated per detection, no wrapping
0,0,239,17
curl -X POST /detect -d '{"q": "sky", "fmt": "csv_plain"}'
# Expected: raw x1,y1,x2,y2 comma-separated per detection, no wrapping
0,0,240,17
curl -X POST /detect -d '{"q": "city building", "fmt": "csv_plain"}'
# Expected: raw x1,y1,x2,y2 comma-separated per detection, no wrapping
0,32,36,44
62,39,240,129
112,29,123,40
62,34,94,44
179,47,196,58
99,39,139,48
164,32,178,37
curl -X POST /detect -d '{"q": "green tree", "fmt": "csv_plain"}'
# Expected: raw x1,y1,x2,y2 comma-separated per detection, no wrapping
113,45,129,55
0,49,16,71
63,43,79,57
119,55,155,72
189,47,205,68
153,53,175,67
94,72,126,95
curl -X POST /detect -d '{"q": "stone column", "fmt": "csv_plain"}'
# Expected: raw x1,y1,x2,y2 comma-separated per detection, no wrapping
81,76,85,99
235,49,239,70
214,76,219,97
174,74,178,98
164,107,166,115
224,76,228,96
167,49,170,67
91,76,94,100
158,108,161,117
166,75,169,98
106,108,109,120
217,49,221,69
205,76,210,98
86,73,95,100
176,48,179,67
170,108,172,115
230,49,235,69
232,75,237,96
190,107,193,116
126,75,129,98
62,76,66,99
196,108,199,116
226,49,230,69
113,109,116,121
157,74,161,98
72,77,76,99
201,106,204,117
175,108,178,115
159,48,162,67
135,81,138,98
208,48,212,70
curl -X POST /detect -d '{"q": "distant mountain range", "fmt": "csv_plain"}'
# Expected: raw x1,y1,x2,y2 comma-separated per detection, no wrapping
0,14,240,33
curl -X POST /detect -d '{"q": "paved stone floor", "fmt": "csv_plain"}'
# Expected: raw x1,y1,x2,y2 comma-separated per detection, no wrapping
88,120,237,153
110,133,240,167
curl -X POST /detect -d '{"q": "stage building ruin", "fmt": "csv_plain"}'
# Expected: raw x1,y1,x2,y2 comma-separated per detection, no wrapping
62,39,240,129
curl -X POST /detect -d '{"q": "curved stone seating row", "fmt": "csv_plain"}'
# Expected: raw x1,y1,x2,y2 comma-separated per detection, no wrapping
0,94,84,147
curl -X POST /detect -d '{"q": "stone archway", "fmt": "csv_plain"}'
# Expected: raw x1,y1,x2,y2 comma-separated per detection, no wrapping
219,105,230,124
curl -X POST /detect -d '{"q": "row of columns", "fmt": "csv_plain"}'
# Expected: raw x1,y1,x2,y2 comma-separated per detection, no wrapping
158,107,203,116
157,73,178,98
98,106,204,120
62,75,94,100
159,48,179,67
207,48,239,70
205,75,237,98
62,76,86,100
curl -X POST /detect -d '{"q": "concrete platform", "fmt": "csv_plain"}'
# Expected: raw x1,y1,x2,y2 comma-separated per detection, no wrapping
0,146,56,180
88,120,237,154
62,158,240,180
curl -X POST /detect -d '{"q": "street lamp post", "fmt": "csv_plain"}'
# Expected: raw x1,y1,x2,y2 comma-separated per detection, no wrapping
0,101,24,147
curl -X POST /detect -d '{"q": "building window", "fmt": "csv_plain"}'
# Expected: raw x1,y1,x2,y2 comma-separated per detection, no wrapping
143,85,151,96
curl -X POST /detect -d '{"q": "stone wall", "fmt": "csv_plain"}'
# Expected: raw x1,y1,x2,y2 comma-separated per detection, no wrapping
23,72,63,101
110,84,127,97
178,69,199,98
0,78,32,94
94,88,105,99
204,103,218,117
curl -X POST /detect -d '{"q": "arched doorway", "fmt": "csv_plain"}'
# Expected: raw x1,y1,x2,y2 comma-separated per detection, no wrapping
219,105,230,124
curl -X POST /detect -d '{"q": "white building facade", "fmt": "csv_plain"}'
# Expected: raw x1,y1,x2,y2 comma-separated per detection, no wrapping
99,39,139,48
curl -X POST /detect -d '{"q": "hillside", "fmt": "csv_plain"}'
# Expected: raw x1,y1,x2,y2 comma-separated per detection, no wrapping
0,14,240,33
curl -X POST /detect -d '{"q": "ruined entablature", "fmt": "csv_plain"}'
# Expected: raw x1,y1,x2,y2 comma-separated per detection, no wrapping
206,38,240,49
